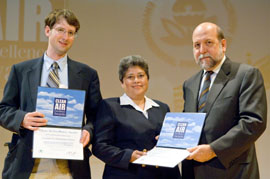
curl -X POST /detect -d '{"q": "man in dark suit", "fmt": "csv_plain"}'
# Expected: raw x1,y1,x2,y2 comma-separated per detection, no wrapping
0,9,102,179
182,22,267,179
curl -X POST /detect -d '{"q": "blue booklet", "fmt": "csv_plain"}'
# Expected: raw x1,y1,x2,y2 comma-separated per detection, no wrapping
133,112,206,167
157,112,206,149
36,86,86,128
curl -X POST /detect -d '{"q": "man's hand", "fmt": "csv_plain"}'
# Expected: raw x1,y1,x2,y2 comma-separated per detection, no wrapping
80,130,90,147
129,150,147,162
186,144,217,162
21,112,47,131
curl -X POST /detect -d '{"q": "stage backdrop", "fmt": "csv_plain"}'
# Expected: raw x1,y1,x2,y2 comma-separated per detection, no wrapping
0,0,269,178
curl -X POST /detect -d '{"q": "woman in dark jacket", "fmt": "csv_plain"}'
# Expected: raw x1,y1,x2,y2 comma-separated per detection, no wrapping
93,55,181,179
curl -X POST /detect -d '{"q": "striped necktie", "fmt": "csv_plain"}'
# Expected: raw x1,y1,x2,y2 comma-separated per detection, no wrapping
198,71,213,112
46,62,60,88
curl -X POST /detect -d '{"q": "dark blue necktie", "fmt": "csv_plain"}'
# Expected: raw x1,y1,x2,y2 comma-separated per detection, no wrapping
198,71,213,112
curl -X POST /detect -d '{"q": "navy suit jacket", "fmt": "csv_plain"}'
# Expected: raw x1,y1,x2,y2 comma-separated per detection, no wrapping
92,98,181,179
0,56,102,179
182,58,267,179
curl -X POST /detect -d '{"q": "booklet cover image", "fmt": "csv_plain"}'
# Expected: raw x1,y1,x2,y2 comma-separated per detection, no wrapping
157,113,206,149
36,87,86,128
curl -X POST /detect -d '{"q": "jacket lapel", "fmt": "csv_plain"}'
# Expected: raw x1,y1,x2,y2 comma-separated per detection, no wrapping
192,71,204,112
204,58,231,114
67,58,83,89
28,57,43,108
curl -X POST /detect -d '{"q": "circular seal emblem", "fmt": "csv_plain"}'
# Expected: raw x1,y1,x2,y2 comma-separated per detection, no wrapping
143,0,236,67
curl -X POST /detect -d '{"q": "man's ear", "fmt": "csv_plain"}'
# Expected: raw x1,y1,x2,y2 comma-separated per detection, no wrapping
221,39,227,52
44,25,51,37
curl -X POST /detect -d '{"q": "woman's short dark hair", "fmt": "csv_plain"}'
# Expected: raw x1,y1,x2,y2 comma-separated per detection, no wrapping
118,55,149,83
44,9,80,32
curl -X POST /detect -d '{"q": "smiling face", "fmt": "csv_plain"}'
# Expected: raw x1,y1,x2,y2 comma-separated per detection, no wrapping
192,22,226,71
121,66,149,100
45,17,76,60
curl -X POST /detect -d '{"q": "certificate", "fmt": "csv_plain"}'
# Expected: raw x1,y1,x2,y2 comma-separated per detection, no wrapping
32,87,86,160
133,147,190,168
33,127,83,160
133,112,206,167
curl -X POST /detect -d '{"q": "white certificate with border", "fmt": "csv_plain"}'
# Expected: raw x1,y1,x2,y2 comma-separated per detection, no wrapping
133,113,206,167
32,87,86,160
33,127,83,160
133,147,190,168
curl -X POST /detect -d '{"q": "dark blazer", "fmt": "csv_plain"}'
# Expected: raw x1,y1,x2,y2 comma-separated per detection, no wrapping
92,98,181,179
182,58,267,179
0,56,102,179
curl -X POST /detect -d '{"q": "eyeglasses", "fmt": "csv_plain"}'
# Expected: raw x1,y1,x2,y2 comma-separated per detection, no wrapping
125,73,146,81
53,27,77,38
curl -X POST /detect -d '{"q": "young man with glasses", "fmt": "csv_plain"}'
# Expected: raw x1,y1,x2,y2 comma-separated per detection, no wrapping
0,9,102,179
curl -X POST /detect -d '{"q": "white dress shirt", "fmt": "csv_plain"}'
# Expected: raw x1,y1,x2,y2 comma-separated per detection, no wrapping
40,52,68,88
120,93,159,119
198,55,226,98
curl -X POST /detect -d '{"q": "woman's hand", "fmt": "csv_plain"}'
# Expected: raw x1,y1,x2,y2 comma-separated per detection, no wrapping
129,150,147,162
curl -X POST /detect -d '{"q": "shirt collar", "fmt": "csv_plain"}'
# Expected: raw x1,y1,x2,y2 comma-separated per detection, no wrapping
120,93,159,112
44,52,67,72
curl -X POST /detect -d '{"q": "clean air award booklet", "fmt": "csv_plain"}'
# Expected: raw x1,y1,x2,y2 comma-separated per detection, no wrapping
133,112,206,168
33,86,86,160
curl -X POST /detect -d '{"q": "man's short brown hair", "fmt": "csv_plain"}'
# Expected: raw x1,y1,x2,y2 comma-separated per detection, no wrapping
44,9,80,32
